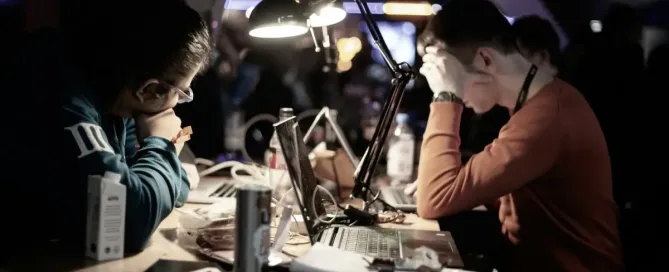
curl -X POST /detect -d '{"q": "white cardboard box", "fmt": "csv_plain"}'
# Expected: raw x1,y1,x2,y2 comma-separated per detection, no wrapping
85,172,126,261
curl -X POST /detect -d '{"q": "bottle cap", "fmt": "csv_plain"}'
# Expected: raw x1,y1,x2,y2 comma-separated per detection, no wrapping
395,113,409,124
279,107,294,118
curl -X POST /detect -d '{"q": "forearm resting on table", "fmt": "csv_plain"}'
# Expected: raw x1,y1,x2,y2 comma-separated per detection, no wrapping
125,137,191,252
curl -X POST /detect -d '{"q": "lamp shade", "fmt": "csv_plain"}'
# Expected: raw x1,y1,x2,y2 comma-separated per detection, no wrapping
308,1,346,27
248,0,309,38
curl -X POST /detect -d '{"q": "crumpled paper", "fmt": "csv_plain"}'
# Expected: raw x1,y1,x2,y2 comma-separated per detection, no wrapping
176,201,236,250
394,246,443,271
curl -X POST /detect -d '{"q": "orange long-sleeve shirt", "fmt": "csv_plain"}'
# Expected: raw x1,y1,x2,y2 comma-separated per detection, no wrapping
417,79,622,271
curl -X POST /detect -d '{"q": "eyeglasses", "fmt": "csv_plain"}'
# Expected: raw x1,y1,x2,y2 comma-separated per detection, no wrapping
161,81,194,104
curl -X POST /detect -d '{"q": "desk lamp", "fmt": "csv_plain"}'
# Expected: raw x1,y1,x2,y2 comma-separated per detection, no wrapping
249,0,415,209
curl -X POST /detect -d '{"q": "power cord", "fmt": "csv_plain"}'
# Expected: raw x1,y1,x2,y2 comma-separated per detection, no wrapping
311,184,341,224
239,113,278,162
274,187,311,245
363,188,398,212
238,110,327,163
194,158,215,166
295,108,322,124
197,160,270,188
194,159,311,246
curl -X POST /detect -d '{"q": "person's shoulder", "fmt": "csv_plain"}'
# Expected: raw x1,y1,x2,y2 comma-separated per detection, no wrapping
503,81,562,135
524,80,563,117
62,87,101,125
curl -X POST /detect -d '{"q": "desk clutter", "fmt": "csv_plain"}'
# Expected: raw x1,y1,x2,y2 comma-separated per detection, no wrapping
172,193,465,271
170,110,465,271
291,243,475,272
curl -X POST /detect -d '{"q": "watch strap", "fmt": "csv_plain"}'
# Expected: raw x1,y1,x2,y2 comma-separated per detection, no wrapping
432,92,463,104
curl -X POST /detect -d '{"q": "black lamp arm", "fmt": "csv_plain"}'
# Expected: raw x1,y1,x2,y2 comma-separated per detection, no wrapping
353,0,401,74
349,0,416,202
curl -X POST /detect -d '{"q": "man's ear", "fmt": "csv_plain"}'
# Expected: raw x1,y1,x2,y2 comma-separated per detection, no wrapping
473,47,496,73
134,79,162,104
540,51,551,66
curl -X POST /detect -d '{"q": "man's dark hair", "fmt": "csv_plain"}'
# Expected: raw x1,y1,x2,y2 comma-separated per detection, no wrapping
418,0,515,64
72,0,211,98
512,15,561,67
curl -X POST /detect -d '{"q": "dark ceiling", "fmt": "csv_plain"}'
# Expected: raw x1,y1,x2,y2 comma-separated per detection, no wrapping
541,0,596,38
541,0,669,39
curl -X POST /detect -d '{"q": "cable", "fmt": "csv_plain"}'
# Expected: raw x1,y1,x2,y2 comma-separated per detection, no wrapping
197,160,269,187
273,185,312,246
240,108,328,163
364,188,398,212
311,184,339,224
295,108,321,124
193,160,310,249
198,161,243,177
231,163,267,185
276,187,294,208
240,113,278,162
194,158,215,166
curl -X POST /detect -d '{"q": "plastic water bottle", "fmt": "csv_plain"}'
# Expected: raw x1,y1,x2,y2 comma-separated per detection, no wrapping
268,108,295,204
386,113,415,186
224,107,245,161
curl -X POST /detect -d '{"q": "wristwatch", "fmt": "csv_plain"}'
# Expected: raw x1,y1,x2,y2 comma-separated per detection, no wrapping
432,91,463,104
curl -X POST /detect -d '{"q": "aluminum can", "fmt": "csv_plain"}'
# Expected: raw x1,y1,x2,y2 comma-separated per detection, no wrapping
234,183,272,272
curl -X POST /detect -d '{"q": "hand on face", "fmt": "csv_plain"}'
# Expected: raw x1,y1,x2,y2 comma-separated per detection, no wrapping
135,108,184,149
419,46,492,99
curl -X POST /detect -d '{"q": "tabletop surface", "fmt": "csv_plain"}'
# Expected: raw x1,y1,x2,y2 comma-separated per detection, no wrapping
5,178,438,272
76,207,436,272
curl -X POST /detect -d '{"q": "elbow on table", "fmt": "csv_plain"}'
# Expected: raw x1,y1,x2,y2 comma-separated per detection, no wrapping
125,235,151,254
416,196,458,219
416,183,457,219
124,186,177,253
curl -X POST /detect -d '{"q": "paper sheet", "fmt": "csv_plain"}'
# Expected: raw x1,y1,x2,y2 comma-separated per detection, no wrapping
290,243,373,272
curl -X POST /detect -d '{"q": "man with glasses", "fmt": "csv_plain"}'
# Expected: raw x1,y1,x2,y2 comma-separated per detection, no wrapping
4,0,211,255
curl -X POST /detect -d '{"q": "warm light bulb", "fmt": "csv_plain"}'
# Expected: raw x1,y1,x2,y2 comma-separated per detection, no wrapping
383,2,432,16
249,25,309,38
309,6,347,27
336,37,362,62
337,60,353,72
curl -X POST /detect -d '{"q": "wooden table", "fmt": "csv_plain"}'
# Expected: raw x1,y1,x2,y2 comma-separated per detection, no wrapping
84,207,436,272
4,204,438,272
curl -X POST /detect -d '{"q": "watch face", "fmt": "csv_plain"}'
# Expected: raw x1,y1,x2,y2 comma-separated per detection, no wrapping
433,92,461,103
434,92,452,101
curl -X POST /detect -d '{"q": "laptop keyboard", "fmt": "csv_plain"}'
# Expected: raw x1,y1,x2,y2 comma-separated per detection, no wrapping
210,182,237,198
337,228,401,259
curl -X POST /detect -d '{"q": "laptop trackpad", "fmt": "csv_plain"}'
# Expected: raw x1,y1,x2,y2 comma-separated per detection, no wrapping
398,230,465,268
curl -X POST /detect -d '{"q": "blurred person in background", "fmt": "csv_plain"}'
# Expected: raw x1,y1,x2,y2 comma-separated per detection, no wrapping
568,2,645,211
414,0,622,271
623,42,668,271
4,0,211,256
645,43,668,96
175,15,259,160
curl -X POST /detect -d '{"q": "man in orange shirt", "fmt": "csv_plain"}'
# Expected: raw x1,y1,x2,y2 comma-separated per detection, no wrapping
414,0,623,271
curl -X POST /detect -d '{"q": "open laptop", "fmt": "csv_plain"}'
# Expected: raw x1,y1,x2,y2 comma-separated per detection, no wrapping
379,185,417,212
274,117,464,267
188,178,238,203
180,144,239,203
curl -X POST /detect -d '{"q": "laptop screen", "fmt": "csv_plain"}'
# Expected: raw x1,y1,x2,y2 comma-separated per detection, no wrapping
273,117,329,243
